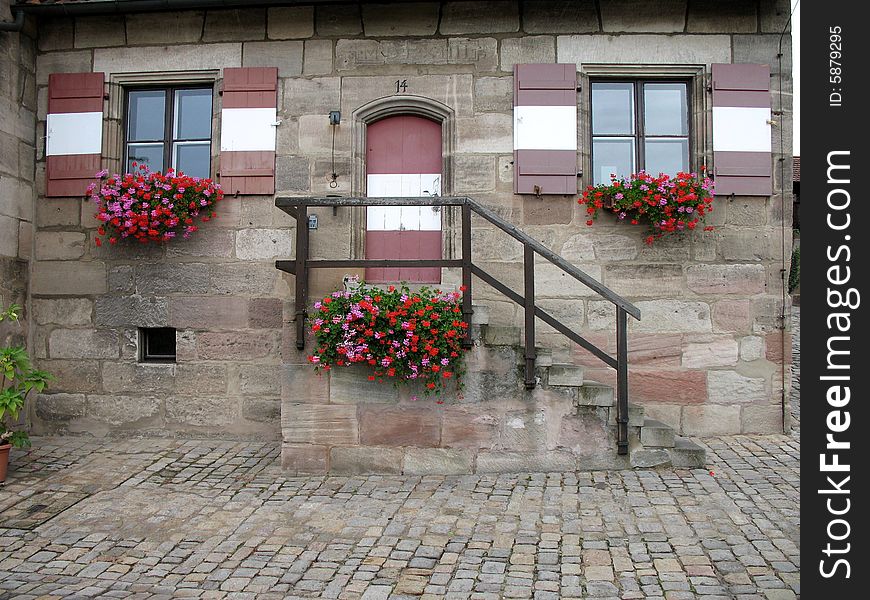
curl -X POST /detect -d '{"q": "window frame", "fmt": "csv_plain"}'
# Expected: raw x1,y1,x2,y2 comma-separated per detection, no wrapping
123,83,214,177
590,77,693,183
139,327,177,364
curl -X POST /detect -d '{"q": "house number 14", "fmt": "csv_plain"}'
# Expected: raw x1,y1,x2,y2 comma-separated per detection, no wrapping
395,79,408,93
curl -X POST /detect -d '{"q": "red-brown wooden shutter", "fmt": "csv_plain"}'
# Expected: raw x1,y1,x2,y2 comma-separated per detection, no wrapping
45,72,104,197
219,67,278,195
711,64,773,196
513,64,577,195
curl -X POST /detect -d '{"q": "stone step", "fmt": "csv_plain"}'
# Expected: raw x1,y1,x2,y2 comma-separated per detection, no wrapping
482,324,521,346
639,419,676,448
546,364,584,387
608,402,645,427
576,382,613,407
512,346,553,367
628,437,672,469
470,304,490,325
668,437,707,468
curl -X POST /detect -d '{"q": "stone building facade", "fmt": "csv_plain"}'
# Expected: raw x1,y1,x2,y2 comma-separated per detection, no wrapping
1,0,793,471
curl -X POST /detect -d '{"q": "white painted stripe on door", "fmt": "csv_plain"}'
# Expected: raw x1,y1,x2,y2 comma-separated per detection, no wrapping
513,105,577,151
712,107,772,152
46,112,103,156
366,174,442,231
220,107,277,152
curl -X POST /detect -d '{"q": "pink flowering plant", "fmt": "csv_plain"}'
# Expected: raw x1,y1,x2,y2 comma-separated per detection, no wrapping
580,170,715,245
308,284,470,395
87,163,224,246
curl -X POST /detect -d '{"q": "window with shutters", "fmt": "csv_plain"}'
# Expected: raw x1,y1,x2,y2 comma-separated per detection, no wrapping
124,86,213,179
590,80,691,184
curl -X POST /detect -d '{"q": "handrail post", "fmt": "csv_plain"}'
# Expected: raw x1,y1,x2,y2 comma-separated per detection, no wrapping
461,202,473,348
523,245,536,389
616,307,629,455
295,203,309,351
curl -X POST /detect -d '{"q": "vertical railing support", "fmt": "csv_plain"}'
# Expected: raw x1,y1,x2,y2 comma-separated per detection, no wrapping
461,202,473,348
616,307,629,455
523,245,536,389
295,203,309,351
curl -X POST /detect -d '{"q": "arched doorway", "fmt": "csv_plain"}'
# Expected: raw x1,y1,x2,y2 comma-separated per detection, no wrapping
365,114,443,283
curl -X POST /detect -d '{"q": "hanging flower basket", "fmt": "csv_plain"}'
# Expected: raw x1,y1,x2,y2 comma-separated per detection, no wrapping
308,284,470,396
87,163,224,246
580,170,715,245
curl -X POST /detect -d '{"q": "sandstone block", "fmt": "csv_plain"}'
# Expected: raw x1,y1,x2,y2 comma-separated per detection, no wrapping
36,51,92,85
236,364,281,396
475,451,575,473
558,34,730,67
330,367,400,404
35,231,87,260
404,448,474,475
283,404,359,445
440,1,519,34
31,359,102,393
630,369,707,404
681,338,739,369
243,41,303,77
686,264,766,295
95,295,168,328
33,261,106,295
303,39,333,75
523,0,599,34
93,44,241,74
640,403,681,431
500,36,555,70
203,8,265,42
448,37,499,71
195,331,280,361
600,0,686,32
102,362,175,394
281,444,328,474
268,6,314,39
282,364,329,404
632,300,712,333
165,396,237,428
630,448,671,468
473,76,512,113
330,446,403,475
282,77,341,116
126,11,204,44
606,264,683,297
75,15,125,47
88,395,161,426
275,156,310,193
108,266,134,293
741,403,784,434
165,228,235,259
35,393,86,421
49,328,119,360
441,410,498,449
316,5,362,36
359,406,439,447
135,263,209,294
739,336,764,361
712,299,754,333
681,404,741,436
248,297,283,328
209,263,278,295
242,398,281,423
454,155,496,193
38,18,74,51
36,198,80,227
707,370,767,403
362,3,439,36
687,0,757,32
169,296,248,330
175,364,229,395
235,228,294,261
33,298,92,326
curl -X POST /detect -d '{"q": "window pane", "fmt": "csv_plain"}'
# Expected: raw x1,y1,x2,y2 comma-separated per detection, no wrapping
173,142,211,178
643,83,688,136
592,138,635,184
126,143,164,173
174,88,212,140
591,82,634,135
127,90,165,141
644,138,689,177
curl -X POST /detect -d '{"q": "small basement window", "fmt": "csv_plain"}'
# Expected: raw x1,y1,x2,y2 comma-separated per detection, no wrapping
140,328,177,363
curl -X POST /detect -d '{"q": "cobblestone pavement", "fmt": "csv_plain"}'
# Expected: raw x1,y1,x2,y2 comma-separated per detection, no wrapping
0,315,801,600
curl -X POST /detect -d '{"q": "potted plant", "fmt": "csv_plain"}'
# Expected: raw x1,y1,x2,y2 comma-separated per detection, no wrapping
1,304,52,483
87,163,224,247
579,170,715,245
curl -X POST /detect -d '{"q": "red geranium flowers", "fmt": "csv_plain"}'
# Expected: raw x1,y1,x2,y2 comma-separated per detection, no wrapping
579,170,715,245
308,284,470,395
87,163,223,246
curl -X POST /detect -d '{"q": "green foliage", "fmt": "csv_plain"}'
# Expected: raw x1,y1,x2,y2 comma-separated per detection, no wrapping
1,305,51,449
788,245,800,294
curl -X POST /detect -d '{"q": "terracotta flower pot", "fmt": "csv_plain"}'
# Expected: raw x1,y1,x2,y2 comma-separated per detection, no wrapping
0,444,10,483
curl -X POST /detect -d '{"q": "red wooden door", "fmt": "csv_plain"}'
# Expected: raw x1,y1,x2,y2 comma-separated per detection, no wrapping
365,115,442,283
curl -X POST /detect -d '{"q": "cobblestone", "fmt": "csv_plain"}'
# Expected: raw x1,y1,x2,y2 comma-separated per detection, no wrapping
0,309,801,598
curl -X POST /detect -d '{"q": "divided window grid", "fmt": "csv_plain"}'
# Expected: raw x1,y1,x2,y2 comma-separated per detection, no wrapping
591,80,691,184
124,86,213,179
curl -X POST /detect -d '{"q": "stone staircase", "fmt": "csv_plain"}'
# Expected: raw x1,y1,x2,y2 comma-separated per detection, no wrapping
472,305,706,470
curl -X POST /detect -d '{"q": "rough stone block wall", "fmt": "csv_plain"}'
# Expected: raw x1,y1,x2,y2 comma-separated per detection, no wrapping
0,0,36,350
27,0,794,439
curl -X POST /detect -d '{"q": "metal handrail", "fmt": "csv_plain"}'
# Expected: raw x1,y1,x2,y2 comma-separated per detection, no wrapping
274,195,641,455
